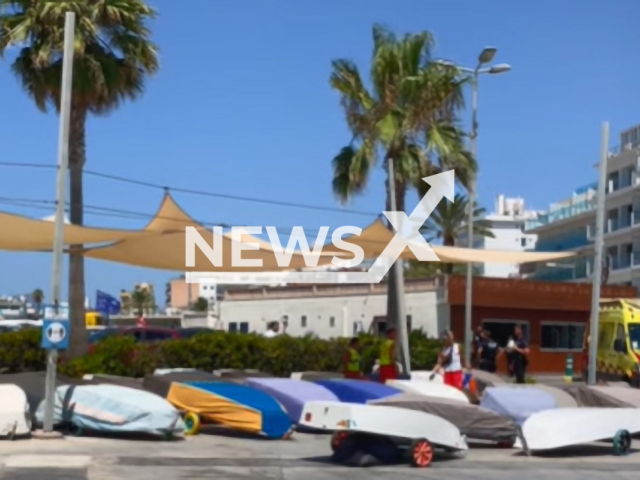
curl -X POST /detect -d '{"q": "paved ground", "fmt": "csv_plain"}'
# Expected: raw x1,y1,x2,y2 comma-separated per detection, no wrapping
1,430,640,479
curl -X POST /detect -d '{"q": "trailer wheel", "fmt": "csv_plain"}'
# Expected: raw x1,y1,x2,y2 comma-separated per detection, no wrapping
183,412,200,436
330,431,350,453
410,438,434,468
332,434,357,463
613,429,632,456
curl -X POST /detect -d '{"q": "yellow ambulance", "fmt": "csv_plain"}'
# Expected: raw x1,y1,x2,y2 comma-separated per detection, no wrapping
586,299,640,386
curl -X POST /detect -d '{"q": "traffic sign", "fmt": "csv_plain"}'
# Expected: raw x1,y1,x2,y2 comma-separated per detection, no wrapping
41,304,70,350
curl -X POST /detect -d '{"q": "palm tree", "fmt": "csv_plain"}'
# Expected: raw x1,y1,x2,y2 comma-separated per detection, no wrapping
0,1,159,357
192,297,209,313
330,25,474,346
131,288,148,318
421,193,493,246
31,288,44,317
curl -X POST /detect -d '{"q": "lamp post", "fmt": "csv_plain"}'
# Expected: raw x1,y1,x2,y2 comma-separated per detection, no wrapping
439,49,511,366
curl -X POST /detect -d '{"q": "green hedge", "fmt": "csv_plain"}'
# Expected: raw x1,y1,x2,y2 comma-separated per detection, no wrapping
0,329,442,378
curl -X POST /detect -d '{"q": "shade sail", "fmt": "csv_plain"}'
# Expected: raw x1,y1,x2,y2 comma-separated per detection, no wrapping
326,218,576,265
0,211,145,251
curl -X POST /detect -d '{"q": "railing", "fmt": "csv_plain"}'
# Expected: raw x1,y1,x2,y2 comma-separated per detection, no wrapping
525,199,596,230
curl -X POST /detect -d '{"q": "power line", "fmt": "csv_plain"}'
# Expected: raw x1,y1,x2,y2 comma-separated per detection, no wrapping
0,161,379,217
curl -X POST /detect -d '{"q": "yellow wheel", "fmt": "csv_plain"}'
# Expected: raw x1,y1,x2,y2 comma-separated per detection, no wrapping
183,412,200,436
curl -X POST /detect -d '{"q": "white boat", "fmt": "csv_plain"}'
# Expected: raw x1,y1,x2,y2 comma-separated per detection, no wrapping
519,408,640,455
387,380,470,403
300,401,467,467
0,385,31,439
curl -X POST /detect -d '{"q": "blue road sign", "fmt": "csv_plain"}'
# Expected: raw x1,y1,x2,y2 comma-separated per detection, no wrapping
41,305,70,350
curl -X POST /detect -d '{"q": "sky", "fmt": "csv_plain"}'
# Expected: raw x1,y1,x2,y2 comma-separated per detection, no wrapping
0,0,639,305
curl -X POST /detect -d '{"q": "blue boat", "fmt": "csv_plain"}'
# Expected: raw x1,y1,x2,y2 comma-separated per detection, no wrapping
314,379,401,404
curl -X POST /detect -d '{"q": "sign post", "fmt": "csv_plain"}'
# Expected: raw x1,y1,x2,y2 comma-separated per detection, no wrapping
36,12,76,438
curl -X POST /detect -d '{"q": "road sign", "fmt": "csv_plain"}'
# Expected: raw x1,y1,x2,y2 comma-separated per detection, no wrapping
41,304,70,350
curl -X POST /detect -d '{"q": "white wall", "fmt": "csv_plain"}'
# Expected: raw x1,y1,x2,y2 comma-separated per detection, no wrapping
481,221,537,278
219,290,442,339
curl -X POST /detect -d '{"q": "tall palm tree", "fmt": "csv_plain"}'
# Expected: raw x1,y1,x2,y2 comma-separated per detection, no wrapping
0,0,159,357
421,193,493,247
330,25,474,343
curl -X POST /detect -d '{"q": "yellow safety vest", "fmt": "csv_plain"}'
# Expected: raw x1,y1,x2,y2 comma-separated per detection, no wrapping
379,339,394,366
346,348,361,373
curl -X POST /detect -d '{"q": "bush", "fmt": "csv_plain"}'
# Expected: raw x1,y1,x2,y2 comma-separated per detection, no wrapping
0,329,442,378
0,328,46,373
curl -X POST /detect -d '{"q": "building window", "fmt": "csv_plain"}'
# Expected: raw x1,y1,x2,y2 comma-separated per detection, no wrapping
240,322,249,334
228,322,238,333
203,285,208,290
540,322,585,351
521,238,527,247
406,315,412,331
301,315,307,328
329,316,335,328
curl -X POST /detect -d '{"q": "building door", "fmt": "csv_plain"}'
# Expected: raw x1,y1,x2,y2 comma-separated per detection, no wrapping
481,320,530,348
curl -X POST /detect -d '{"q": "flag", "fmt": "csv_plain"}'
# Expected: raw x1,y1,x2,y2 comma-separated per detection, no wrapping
95,291,121,315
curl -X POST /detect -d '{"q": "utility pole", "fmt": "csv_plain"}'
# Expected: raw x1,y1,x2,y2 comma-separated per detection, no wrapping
588,122,609,385
43,12,76,434
387,157,411,376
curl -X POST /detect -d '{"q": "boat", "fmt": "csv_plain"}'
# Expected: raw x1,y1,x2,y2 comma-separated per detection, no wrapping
562,385,640,408
244,378,339,423
157,380,293,439
0,385,31,439
519,408,640,455
300,401,467,467
34,384,184,438
386,380,470,403
143,371,225,398
82,374,143,390
506,384,578,408
213,369,271,380
371,393,518,445
480,387,557,425
291,371,344,382
314,379,401,403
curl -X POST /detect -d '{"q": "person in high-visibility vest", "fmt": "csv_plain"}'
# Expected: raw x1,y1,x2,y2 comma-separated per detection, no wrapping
378,327,398,383
343,337,362,379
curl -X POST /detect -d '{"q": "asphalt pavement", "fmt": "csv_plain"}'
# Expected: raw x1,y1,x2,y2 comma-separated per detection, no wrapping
0,432,639,479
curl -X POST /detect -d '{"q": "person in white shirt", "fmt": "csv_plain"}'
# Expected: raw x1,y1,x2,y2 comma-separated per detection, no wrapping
264,321,280,338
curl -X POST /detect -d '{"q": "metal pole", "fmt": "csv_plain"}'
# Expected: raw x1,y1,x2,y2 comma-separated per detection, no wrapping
44,12,76,433
463,71,479,367
387,158,411,376
588,122,609,385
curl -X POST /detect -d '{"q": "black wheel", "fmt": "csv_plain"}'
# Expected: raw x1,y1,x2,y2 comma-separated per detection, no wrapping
613,429,632,456
409,438,434,468
68,423,83,437
332,434,358,463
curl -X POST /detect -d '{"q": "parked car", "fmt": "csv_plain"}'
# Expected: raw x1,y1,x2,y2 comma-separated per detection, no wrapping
178,327,215,339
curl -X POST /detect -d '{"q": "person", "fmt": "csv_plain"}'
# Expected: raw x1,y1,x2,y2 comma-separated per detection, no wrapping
264,321,280,338
343,337,362,379
472,325,485,368
434,330,468,389
509,326,530,384
477,330,501,373
378,328,398,383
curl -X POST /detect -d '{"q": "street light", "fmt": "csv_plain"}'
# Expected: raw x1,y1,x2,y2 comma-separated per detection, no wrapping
438,48,511,366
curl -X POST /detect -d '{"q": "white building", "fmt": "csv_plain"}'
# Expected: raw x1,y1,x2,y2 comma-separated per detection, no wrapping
218,279,448,339
525,122,640,290
476,195,539,278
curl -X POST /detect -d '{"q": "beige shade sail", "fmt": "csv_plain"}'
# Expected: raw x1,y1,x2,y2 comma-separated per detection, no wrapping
326,218,576,265
0,210,146,251
85,194,335,271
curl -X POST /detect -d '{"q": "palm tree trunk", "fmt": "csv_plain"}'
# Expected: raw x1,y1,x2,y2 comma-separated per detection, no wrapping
443,234,455,274
67,107,88,358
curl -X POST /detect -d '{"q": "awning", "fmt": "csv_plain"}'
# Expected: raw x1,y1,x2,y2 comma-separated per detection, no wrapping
0,211,145,251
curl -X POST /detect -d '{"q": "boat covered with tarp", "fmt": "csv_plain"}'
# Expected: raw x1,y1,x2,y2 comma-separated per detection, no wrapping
35,384,184,438
213,369,271,380
0,384,31,438
82,374,143,390
143,371,224,398
480,387,557,425
244,378,339,423
506,384,578,408
291,371,344,382
162,381,293,439
370,393,518,445
386,380,470,403
561,385,640,408
314,379,401,404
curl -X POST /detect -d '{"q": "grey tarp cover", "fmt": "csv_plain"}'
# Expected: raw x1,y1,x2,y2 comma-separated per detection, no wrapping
0,372,86,415
213,369,271,380
83,374,143,390
370,393,518,443
471,370,505,394
561,385,640,408
293,372,344,382
506,384,578,408
143,371,224,398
